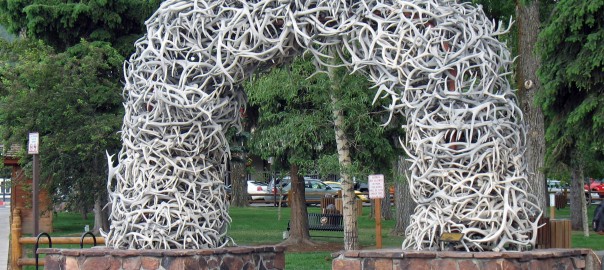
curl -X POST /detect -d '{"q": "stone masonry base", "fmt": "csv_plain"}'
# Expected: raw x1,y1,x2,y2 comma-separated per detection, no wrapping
332,248,601,270
38,245,285,270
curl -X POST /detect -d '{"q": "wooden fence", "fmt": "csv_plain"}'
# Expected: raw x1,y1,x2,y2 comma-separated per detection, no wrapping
10,208,105,270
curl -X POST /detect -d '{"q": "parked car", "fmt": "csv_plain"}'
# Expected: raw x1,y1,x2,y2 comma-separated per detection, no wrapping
264,178,338,206
225,180,269,201
247,180,269,200
267,176,291,193
323,181,369,202
335,177,369,192
585,178,603,191
582,178,604,198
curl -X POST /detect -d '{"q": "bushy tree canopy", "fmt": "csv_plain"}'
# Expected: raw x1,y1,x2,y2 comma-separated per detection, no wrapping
245,57,334,172
245,56,401,179
0,1,161,217
0,39,124,209
0,0,161,54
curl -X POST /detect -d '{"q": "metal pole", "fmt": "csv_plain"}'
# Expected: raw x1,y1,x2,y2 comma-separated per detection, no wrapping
33,154,40,236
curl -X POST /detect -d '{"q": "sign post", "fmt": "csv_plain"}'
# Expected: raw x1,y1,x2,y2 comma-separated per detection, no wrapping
368,174,385,249
28,132,40,236
550,193,555,219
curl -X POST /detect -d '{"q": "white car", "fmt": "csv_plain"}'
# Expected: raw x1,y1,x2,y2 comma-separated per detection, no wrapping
247,180,269,200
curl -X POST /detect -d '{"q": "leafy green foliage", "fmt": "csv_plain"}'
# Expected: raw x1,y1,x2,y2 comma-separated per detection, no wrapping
245,57,333,172
536,0,604,174
244,56,401,179
471,0,515,22
0,0,161,55
0,38,124,210
0,0,162,218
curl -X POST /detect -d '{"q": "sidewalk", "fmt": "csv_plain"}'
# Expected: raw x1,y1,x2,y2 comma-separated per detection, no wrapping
0,203,10,270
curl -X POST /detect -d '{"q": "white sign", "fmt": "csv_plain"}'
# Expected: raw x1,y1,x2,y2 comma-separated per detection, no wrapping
550,193,555,207
368,174,385,199
28,132,39,154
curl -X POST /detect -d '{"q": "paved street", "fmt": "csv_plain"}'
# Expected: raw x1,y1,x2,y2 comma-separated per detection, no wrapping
0,204,10,270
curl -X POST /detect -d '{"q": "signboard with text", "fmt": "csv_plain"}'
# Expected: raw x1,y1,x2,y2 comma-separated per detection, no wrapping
368,174,385,199
28,132,39,154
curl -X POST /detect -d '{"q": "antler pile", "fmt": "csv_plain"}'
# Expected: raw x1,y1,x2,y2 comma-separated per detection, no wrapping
106,0,541,251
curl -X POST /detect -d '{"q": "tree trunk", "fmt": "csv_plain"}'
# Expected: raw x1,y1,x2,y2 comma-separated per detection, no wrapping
93,193,110,233
516,0,547,213
570,163,589,236
392,181,406,235
281,164,313,246
381,187,392,220
392,156,414,235
81,208,88,220
230,155,249,207
93,155,110,233
328,63,359,251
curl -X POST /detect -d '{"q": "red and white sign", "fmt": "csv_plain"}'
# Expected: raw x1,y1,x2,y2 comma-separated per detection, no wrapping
368,174,385,199
28,132,39,154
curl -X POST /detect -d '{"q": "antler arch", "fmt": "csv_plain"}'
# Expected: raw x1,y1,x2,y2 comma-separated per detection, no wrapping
106,0,541,251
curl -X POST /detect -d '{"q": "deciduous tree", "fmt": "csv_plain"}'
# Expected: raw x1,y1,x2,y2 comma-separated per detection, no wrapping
245,57,334,247
0,0,161,228
245,56,400,249
0,39,124,232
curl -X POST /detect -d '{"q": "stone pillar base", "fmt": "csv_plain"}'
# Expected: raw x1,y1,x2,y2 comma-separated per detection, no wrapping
38,245,285,270
332,248,600,270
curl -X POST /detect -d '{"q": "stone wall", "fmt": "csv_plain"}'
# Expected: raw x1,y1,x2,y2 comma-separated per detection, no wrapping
39,245,285,270
332,249,600,270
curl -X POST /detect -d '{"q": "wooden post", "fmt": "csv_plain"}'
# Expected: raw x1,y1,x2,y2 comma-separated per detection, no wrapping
549,193,555,219
375,198,382,249
550,219,571,248
368,174,385,249
32,154,40,237
28,132,41,236
11,208,22,270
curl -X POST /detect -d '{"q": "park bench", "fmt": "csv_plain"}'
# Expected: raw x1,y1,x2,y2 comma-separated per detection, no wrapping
307,212,344,232
287,211,344,237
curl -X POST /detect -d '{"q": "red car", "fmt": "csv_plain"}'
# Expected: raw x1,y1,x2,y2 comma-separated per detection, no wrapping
585,179,604,198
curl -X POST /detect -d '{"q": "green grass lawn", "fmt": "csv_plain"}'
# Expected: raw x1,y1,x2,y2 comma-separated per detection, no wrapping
228,206,404,248
26,204,604,270
229,205,403,269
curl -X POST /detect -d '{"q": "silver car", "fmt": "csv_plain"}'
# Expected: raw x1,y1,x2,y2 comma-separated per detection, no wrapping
265,178,338,206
